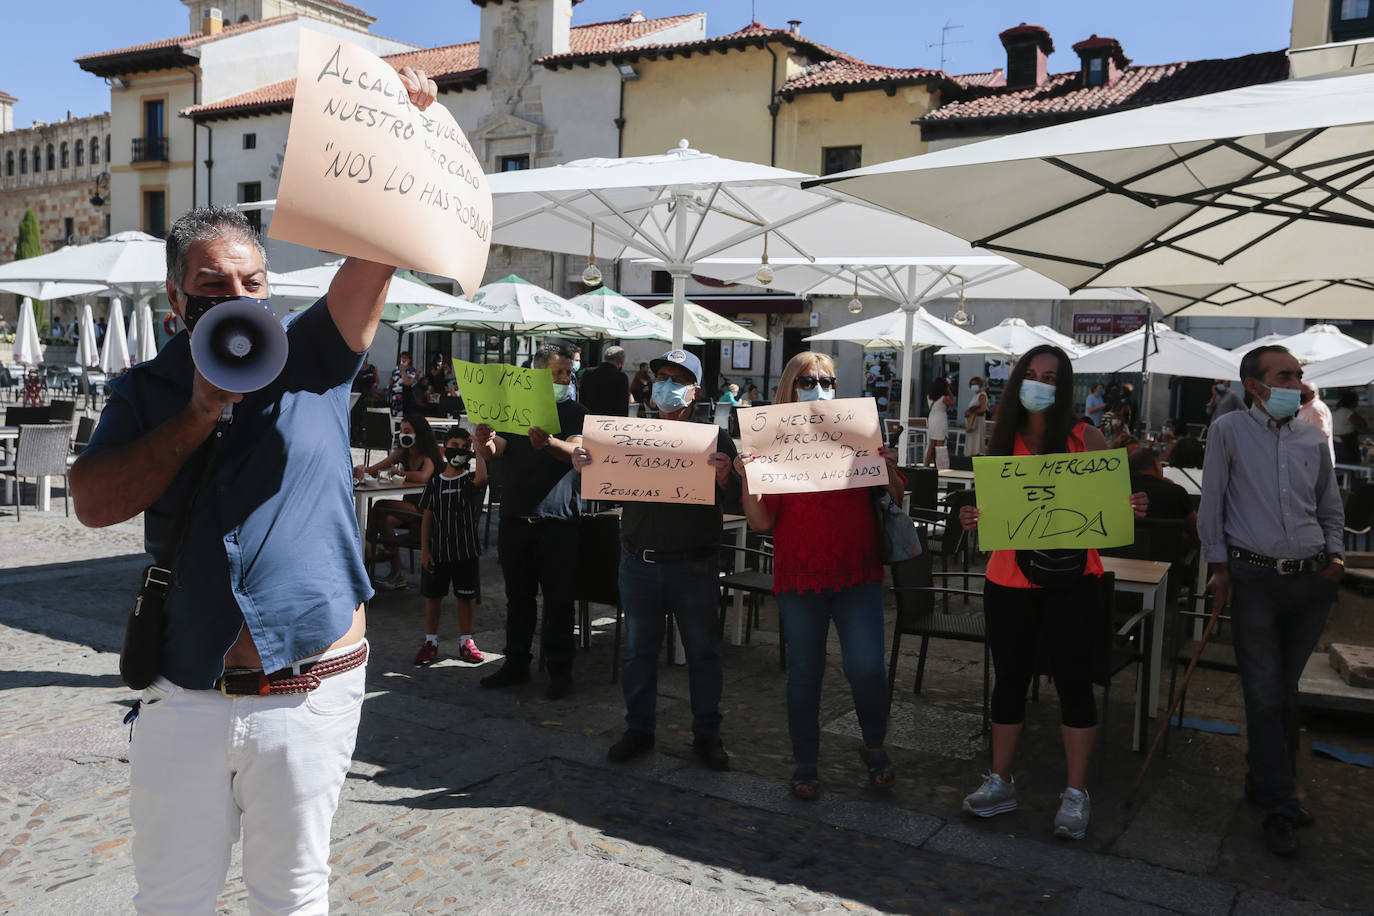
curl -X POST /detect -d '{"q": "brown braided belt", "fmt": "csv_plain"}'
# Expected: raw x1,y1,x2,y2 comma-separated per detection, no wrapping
214,643,368,697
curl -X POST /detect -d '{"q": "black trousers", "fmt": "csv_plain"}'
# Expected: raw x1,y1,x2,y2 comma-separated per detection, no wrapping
498,518,578,671
985,578,1100,728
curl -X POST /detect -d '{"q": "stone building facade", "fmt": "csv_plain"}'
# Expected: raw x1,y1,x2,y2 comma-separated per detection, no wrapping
0,94,112,326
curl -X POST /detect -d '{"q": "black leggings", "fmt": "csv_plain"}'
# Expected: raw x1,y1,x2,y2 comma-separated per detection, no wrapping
985,578,1100,728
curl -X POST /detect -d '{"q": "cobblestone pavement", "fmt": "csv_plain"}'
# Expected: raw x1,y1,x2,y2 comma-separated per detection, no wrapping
1,504,1371,914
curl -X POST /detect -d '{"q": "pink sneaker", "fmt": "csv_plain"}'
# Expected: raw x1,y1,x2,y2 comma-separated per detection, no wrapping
413,641,438,667
458,638,485,663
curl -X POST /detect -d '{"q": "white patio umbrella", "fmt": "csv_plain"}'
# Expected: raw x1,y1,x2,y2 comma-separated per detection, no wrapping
1145,279,1374,319
271,260,484,310
126,304,141,362
1032,325,1086,352
0,279,108,300
646,300,764,342
567,287,703,344
75,303,100,368
488,140,989,353
1304,345,1374,388
135,303,158,363
99,298,131,374
1230,332,1291,353
12,298,43,366
807,306,1000,352
1072,323,1240,380
1267,323,1367,364
815,70,1374,295
941,318,1087,358
394,275,617,361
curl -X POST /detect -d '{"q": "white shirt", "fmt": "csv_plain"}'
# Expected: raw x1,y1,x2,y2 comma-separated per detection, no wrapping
927,398,949,439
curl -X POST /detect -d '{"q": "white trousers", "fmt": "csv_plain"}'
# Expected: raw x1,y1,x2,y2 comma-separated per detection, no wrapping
130,642,366,915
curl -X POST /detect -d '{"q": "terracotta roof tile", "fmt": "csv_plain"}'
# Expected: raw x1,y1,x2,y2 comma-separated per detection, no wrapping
540,19,855,66
951,69,1006,88
922,50,1288,128
781,58,945,94
562,12,703,55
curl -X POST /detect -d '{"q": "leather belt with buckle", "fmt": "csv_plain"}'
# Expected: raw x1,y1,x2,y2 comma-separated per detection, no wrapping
215,643,368,697
1229,548,1327,576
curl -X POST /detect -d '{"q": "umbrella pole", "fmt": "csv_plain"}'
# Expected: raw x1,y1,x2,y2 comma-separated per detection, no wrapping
1139,310,1152,437
670,188,690,352
898,305,916,464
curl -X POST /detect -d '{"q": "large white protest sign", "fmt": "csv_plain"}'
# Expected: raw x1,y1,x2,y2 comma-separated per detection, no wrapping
739,397,886,494
269,31,492,295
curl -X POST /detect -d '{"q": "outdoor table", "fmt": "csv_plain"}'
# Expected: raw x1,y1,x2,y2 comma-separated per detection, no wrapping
1098,556,1171,752
352,478,427,547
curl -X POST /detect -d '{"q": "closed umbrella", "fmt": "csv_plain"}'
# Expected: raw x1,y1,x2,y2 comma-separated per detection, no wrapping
647,300,764,342
100,298,132,374
135,303,158,363
127,303,141,362
567,287,703,344
12,297,43,366
1268,323,1367,364
75,303,100,367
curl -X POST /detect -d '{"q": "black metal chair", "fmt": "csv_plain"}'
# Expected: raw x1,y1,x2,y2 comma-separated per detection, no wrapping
887,531,991,733
5,406,50,427
365,506,422,580
360,410,395,467
4,424,73,519
47,399,76,424
717,544,783,669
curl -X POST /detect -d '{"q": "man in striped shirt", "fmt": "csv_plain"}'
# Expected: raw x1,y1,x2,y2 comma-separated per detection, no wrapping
414,429,488,666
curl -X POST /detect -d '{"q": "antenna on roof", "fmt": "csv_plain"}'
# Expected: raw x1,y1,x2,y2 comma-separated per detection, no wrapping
927,21,971,71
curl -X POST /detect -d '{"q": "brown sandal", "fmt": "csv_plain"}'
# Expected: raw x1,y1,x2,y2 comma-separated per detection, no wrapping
860,746,895,790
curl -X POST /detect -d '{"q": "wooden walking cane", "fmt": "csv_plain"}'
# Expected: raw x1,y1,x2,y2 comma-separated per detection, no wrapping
1124,593,1224,808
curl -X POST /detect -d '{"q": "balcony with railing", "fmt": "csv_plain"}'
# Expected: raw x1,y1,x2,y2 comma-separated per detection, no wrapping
131,135,169,164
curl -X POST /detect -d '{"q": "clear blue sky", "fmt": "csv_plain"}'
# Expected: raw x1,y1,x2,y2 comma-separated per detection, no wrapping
1,0,1295,128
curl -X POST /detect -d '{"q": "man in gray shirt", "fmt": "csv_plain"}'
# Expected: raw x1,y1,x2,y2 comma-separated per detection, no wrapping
1206,379,1246,425
1199,345,1344,858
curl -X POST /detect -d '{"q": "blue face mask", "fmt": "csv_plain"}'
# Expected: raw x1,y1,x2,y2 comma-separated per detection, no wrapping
552,383,572,403
1261,384,1301,420
1018,379,1057,414
652,379,694,411
796,385,835,402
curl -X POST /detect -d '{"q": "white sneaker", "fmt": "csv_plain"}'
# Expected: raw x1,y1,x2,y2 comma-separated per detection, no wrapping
962,772,1017,818
374,569,408,591
1053,787,1090,840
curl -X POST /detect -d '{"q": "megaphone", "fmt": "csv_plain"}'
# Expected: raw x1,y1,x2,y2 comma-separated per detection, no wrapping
189,298,288,394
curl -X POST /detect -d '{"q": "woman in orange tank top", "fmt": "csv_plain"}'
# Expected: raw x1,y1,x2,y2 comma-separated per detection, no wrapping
957,345,1147,841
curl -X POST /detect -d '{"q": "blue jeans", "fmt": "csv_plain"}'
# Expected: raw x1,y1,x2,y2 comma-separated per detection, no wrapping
618,549,723,736
1228,561,1336,818
776,581,889,766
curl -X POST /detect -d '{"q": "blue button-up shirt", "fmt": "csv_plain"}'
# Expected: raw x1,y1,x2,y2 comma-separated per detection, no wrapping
86,299,371,688
1198,403,1345,564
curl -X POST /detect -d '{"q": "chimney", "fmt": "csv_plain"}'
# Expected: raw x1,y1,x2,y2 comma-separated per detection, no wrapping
203,6,223,36
787,19,802,36
999,23,1054,88
1072,35,1130,87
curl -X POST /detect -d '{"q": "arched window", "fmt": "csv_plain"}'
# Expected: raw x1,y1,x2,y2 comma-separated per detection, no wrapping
32,146,41,172
19,149,27,174
90,136,100,164
5,151,12,177
75,140,84,167
239,14,250,22
60,142,69,169
104,135,110,163
46,144,54,170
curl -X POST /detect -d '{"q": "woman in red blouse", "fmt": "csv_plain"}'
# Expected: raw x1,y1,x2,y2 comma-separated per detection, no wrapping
957,345,1146,840
736,352,906,800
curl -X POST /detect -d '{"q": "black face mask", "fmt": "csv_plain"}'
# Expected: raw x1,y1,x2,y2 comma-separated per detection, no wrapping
180,294,272,332
445,446,473,469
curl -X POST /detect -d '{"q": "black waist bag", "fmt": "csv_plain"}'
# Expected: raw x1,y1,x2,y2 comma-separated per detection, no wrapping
1015,549,1087,589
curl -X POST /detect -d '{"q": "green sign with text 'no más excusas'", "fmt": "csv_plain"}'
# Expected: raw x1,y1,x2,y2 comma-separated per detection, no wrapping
452,358,560,436
972,449,1134,551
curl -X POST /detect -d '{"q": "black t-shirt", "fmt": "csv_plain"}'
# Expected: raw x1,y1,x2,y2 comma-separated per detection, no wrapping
416,471,485,561
620,427,741,553
499,399,589,518
1130,473,1192,521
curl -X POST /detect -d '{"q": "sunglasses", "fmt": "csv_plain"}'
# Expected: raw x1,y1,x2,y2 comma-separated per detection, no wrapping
795,375,837,391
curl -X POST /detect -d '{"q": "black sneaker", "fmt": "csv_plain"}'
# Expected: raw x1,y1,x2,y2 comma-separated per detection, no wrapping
1244,776,1314,827
692,734,730,771
1264,813,1299,858
546,670,574,700
479,662,530,689
607,730,655,763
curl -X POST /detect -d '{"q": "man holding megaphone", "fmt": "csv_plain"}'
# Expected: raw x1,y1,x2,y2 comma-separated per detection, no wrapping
70,67,439,916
